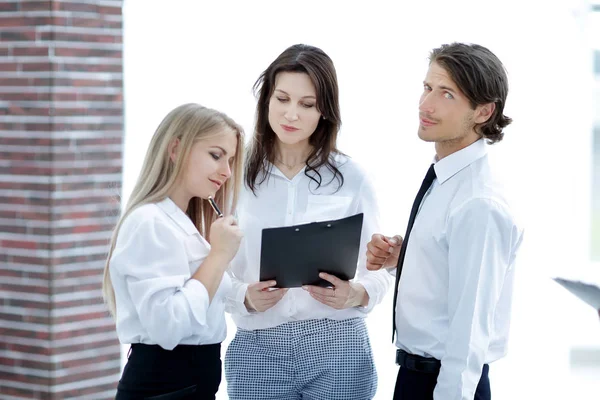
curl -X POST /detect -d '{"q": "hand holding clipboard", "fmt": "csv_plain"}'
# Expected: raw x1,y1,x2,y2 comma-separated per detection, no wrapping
258,213,367,309
302,271,370,309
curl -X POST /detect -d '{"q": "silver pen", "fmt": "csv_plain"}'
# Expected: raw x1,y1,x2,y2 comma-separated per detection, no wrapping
207,196,224,218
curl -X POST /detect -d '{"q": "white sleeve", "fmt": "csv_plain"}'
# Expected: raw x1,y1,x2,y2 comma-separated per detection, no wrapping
434,198,516,400
225,268,251,317
224,232,252,316
110,215,210,350
352,173,393,312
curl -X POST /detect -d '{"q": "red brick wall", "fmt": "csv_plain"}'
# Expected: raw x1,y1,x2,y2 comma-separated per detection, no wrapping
1,1,123,398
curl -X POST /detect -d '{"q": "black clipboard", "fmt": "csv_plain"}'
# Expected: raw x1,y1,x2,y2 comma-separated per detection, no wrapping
259,213,364,288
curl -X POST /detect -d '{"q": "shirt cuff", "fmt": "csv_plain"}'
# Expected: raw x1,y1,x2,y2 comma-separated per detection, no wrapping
355,280,377,313
182,278,210,326
229,281,253,317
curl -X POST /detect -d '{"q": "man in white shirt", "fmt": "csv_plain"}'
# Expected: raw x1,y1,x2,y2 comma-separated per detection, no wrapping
366,42,523,400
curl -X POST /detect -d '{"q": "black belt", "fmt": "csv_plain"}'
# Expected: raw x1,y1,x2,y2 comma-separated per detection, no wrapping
396,349,441,374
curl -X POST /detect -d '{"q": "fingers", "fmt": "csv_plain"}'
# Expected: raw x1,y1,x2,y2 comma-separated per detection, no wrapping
318,272,343,287
246,281,288,312
302,284,336,297
303,273,346,296
309,292,338,307
366,245,391,270
249,280,277,291
212,215,238,228
249,284,286,301
223,215,238,226
389,246,401,259
251,288,288,312
257,287,287,301
386,235,403,257
383,234,403,247
369,233,389,249
368,234,396,256
367,245,392,259
366,254,388,270
255,288,287,303
366,233,402,270
307,287,347,309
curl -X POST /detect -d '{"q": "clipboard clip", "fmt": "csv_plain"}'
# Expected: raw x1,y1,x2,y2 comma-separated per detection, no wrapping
295,223,334,232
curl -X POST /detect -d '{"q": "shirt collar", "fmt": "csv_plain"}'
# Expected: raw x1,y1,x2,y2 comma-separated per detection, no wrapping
268,162,307,182
156,197,199,236
433,138,488,185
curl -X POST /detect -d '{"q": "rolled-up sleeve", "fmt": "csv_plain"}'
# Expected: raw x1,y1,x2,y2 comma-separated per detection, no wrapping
111,216,210,350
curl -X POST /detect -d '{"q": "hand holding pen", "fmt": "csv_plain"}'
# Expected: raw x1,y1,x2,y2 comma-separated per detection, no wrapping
207,195,242,263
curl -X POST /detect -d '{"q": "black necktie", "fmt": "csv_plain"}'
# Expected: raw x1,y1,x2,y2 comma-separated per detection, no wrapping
392,164,437,342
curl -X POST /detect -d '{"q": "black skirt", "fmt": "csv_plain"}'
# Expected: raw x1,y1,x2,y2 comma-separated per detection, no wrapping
116,343,221,400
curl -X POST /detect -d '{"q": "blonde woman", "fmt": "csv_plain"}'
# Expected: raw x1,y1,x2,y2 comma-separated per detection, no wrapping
103,103,244,399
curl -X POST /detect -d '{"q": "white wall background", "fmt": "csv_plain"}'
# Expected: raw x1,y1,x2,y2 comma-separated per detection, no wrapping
121,1,600,398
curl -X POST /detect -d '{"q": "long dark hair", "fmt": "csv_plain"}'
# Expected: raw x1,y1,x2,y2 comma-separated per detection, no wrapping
430,43,512,144
246,44,344,193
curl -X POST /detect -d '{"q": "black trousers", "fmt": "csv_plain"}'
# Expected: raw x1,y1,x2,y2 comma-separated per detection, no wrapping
393,363,490,400
115,343,221,400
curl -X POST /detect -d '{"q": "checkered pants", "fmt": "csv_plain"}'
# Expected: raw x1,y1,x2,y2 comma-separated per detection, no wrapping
225,318,377,400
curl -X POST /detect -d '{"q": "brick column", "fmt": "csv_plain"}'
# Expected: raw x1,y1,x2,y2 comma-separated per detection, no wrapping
1,1,123,398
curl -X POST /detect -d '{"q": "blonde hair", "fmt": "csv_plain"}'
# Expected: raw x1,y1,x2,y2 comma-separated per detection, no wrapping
102,103,244,316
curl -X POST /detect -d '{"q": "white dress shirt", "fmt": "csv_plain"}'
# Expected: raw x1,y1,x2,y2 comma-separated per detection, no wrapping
226,154,392,330
109,197,231,350
394,139,523,400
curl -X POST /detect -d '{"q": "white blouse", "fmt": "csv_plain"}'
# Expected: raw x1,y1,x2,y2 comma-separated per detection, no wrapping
226,154,392,331
109,197,231,350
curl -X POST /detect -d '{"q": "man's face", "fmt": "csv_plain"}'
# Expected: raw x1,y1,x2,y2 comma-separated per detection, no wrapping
417,61,481,152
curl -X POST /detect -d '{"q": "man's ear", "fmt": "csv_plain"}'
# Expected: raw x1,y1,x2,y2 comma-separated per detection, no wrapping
474,102,496,124
168,138,180,163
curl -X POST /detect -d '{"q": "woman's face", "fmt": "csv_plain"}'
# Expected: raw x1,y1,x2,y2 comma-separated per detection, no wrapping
268,72,322,148
174,128,238,201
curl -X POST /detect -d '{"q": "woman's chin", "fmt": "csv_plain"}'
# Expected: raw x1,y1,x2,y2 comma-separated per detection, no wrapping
193,190,214,201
